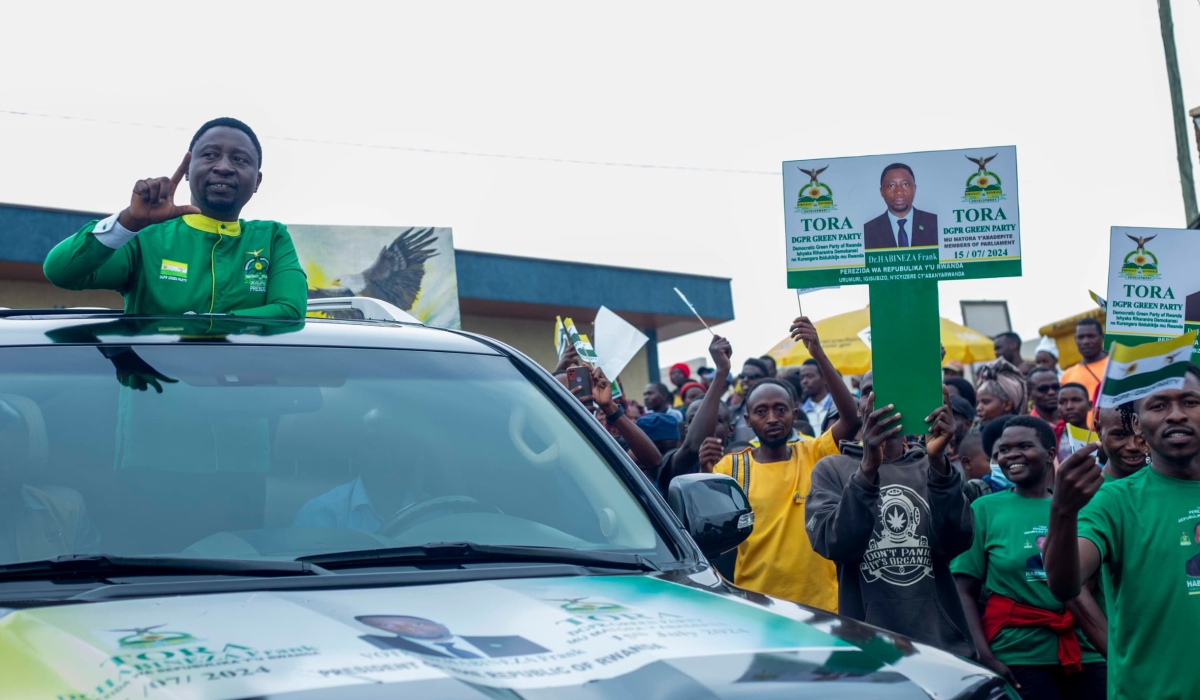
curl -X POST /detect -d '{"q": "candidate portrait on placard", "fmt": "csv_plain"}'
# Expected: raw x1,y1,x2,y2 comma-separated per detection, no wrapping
863,163,939,251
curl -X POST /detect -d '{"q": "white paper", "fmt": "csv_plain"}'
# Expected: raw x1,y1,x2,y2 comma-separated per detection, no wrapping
857,325,873,349
594,306,649,381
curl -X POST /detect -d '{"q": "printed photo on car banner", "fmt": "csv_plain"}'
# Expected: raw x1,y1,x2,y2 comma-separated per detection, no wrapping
0,577,855,698
782,145,1022,288
287,224,462,329
1104,226,1200,361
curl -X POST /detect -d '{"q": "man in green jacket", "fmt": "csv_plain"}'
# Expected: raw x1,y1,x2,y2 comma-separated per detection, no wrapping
44,117,306,318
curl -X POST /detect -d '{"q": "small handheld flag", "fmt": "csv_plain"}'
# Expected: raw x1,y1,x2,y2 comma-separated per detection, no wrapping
1098,331,1198,408
554,316,570,359
673,287,715,336
1089,290,1107,312
562,317,599,366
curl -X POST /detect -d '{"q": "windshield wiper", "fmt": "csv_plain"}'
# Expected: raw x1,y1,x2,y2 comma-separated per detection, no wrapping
298,542,659,572
0,554,332,581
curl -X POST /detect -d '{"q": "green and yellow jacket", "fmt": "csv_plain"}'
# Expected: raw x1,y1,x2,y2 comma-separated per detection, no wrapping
44,214,307,318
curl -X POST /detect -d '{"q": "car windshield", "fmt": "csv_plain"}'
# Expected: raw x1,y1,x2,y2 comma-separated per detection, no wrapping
0,343,672,568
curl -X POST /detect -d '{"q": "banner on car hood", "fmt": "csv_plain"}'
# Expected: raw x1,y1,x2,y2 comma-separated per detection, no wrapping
0,575,852,699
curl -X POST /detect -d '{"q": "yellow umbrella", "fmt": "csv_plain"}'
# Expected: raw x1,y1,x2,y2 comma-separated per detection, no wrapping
766,305,996,375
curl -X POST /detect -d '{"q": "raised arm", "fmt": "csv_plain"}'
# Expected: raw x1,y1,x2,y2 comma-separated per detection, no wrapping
45,153,199,293
925,389,974,558
662,335,731,485
587,367,662,474
789,316,860,443
1045,444,1105,601
806,394,897,562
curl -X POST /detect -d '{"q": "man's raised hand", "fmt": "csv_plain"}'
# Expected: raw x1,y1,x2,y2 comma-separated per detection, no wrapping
789,316,822,355
118,153,202,232
1052,443,1105,514
924,385,954,464
709,335,732,376
698,437,725,473
860,392,901,480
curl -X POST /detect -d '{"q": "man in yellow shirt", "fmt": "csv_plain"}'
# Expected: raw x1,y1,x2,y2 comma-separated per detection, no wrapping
1061,318,1108,427
709,316,861,612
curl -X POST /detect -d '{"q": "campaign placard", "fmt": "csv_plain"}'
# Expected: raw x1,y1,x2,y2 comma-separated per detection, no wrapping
782,146,1022,288
1105,226,1200,358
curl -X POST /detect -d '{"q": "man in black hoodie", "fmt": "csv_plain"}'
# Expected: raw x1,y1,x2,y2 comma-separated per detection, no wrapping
805,371,976,658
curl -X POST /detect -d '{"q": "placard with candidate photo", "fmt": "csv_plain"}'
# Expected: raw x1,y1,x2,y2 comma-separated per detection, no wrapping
782,146,1021,288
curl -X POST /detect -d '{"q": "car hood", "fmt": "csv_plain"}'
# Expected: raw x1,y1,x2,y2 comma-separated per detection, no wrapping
0,571,1006,699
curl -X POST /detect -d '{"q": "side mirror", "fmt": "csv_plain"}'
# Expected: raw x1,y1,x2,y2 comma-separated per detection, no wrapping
667,473,753,560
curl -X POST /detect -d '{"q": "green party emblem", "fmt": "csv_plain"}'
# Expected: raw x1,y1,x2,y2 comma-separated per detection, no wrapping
111,624,197,650
551,597,629,614
1119,233,1161,280
1182,531,1192,546
963,154,1004,202
244,249,270,291
160,259,188,281
795,165,836,212
244,249,270,276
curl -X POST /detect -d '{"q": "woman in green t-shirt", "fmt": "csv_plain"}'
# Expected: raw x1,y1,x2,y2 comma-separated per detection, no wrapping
952,416,1107,699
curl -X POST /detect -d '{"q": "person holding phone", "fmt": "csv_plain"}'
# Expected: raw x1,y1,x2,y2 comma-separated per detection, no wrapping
569,366,662,478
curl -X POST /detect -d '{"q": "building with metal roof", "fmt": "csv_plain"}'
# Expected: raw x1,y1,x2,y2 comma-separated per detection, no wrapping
0,202,734,392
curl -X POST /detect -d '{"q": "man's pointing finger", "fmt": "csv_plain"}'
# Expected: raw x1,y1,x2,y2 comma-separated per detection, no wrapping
170,152,192,189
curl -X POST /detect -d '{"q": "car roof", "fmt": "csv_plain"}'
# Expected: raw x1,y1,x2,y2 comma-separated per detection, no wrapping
0,311,501,355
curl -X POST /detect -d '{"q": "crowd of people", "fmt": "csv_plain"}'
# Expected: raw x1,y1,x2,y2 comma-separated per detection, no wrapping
38,116,1200,699
554,316,1199,700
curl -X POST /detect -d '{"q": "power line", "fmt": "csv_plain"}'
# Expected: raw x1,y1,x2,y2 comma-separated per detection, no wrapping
0,108,779,177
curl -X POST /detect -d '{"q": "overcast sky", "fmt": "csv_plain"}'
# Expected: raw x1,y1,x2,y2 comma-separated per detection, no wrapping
3,1,1199,366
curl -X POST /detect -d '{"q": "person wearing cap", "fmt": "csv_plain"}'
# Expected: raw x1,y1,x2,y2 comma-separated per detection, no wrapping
668,363,692,408
676,381,706,408
635,412,681,455
942,360,965,379
1035,336,1061,377
696,366,716,390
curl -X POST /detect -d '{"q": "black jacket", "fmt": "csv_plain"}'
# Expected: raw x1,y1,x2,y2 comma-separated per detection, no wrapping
863,209,939,250
805,441,976,659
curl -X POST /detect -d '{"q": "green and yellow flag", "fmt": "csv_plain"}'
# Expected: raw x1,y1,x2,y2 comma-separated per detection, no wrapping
563,317,598,366
1099,331,1198,407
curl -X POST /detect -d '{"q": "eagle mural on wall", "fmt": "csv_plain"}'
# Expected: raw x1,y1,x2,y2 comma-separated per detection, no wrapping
308,227,440,311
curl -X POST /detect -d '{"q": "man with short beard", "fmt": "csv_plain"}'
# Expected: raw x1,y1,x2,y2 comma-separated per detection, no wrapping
710,317,860,612
1045,364,1200,700
45,117,306,318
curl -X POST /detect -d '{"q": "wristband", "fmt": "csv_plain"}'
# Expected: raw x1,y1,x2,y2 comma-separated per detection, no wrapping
604,405,626,426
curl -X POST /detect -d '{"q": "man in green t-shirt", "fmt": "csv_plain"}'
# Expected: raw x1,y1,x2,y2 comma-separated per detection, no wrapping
44,117,306,319
1045,363,1200,700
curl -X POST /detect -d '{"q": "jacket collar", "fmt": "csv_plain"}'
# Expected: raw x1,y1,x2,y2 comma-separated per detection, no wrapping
182,214,241,236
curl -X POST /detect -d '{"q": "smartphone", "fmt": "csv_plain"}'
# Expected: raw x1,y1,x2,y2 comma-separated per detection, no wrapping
566,366,593,406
